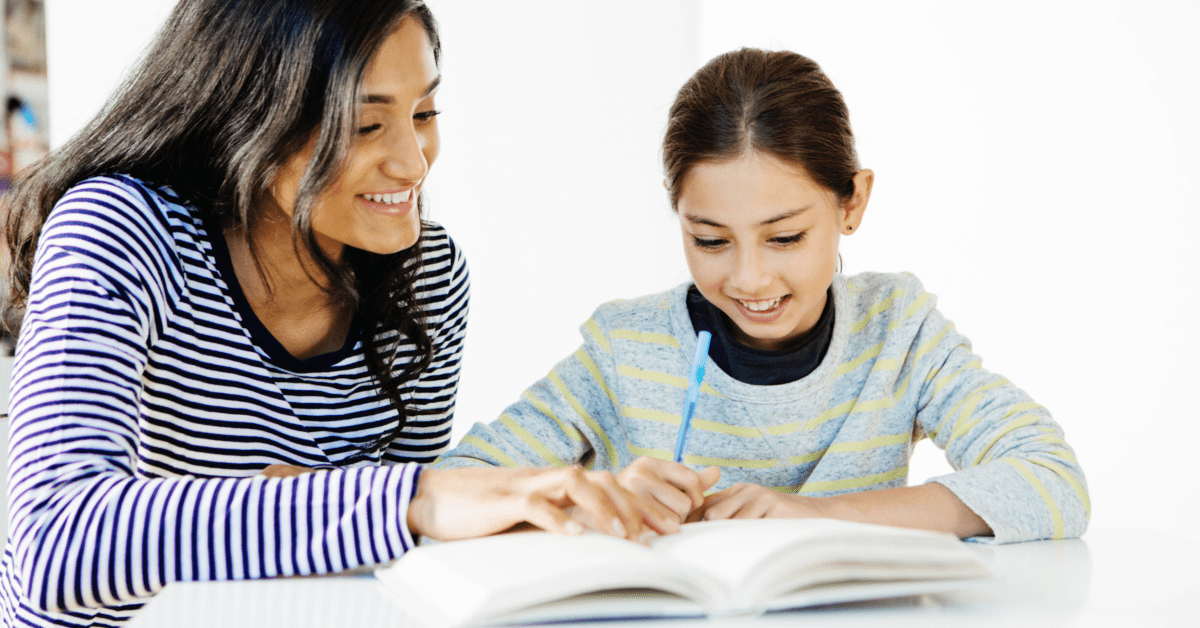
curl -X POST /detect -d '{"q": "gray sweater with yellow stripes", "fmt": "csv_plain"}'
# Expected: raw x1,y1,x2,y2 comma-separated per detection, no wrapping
436,272,1089,543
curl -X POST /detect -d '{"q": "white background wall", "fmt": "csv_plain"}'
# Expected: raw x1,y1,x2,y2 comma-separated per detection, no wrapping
41,0,1199,542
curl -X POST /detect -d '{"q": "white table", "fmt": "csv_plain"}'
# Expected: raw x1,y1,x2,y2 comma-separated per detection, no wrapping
128,529,1198,627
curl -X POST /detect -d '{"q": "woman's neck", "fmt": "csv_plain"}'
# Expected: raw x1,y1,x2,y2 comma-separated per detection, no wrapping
224,209,354,360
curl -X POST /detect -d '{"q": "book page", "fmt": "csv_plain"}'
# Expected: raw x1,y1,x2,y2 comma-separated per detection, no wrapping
377,530,723,626
649,519,986,611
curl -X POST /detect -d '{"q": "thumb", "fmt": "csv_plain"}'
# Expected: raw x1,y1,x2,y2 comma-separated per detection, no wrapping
699,465,721,491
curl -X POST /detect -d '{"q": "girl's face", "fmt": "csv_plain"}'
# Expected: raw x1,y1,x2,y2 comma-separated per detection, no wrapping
678,152,871,351
271,15,440,258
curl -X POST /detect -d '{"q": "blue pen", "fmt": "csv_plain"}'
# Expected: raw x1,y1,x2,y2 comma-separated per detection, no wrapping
673,331,712,463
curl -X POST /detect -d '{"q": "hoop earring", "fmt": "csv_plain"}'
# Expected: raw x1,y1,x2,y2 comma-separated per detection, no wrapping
837,252,843,274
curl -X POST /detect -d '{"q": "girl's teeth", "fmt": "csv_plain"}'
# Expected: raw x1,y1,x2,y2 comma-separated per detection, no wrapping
741,298,782,312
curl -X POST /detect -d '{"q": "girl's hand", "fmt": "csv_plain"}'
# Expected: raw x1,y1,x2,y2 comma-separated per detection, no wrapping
688,483,828,521
407,466,680,542
616,458,721,523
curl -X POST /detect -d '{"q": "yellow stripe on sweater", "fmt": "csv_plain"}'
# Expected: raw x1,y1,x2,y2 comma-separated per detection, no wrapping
461,434,518,467
622,406,765,438
800,467,907,493
616,365,722,396
522,390,583,442
549,370,618,468
584,318,611,354
828,433,911,453
1024,455,1091,518
574,348,618,407
685,455,777,469
498,414,568,467
930,379,1008,438
628,443,671,461
835,341,884,377
972,414,1041,466
850,288,905,333
610,329,681,348
1001,458,1064,539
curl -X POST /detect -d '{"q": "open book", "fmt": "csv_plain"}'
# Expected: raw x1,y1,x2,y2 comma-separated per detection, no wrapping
376,518,991,626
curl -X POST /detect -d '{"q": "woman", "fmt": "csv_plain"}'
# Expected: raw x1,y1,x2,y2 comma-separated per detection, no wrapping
436,48,1089,543
0,1,669,626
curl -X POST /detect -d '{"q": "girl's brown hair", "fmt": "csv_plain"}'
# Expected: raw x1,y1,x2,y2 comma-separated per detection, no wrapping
663,48,860,207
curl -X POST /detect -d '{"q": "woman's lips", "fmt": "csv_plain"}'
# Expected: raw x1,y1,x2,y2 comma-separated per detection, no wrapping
358,188,415,216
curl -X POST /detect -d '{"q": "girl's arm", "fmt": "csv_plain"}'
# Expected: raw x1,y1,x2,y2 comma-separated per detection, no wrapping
696,277,1088,542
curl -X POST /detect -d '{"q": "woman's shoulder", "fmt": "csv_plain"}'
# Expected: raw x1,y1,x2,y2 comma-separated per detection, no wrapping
48,174,197,237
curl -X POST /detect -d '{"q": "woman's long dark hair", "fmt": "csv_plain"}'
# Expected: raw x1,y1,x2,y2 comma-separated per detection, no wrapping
3,0,441,453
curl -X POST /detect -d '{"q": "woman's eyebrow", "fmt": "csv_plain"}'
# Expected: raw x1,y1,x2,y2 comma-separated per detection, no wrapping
684,204,813,228
360,75,442,104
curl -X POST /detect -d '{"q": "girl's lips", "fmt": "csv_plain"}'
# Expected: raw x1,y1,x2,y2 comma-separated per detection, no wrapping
732,294,791,323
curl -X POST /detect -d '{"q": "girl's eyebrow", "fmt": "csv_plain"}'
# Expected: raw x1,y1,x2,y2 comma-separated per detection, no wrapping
684,204,814,228
360,75,442,104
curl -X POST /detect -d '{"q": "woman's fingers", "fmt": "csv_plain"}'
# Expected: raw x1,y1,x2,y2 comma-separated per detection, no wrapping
260,463,314,478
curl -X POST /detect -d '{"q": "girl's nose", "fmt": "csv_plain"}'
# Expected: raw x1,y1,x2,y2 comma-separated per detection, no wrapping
729,246,772,294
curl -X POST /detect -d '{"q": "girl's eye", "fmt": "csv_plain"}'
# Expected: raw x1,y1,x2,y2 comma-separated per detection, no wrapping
692,236,726,250
358,123,382,135
771,233,805,246
414,109,441,123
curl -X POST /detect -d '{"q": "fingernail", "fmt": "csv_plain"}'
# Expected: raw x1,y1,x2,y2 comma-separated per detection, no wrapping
565,520,584,535
638,530,658,544
611,517,627,538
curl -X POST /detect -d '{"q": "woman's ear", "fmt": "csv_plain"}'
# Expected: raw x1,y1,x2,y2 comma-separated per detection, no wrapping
841,169,873,234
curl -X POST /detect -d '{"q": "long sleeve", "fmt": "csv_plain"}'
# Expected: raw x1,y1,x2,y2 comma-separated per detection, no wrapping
435,313,623,471
901,285,1090,543
3,179,425,615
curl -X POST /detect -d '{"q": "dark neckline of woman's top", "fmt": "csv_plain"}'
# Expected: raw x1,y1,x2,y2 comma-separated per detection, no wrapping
203,215,363,373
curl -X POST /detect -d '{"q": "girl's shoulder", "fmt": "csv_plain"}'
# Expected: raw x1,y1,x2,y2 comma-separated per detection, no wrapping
839,271,936,317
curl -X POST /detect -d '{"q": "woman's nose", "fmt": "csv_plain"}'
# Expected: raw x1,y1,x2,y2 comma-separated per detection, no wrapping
380,124,429,183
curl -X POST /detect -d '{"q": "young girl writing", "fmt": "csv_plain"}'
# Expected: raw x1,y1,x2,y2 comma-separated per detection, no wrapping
0,1,667,626
436,48,1089,543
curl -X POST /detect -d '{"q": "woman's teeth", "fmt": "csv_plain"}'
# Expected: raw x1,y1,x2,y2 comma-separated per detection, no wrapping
739,297,783,312
363,189,412,204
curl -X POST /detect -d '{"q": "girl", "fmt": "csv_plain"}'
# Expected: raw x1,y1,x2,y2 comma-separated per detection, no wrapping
436,48,1090,543
0,1,667,626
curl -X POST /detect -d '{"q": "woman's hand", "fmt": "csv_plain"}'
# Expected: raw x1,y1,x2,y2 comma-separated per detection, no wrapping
688,483,828,522
616,458,721,523
260,464,316,478
407,466,682,542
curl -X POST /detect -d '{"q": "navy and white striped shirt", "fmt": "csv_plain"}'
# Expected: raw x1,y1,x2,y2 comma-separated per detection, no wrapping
0,175,469,627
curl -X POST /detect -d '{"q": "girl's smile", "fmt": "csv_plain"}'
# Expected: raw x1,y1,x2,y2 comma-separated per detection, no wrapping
677,151,872,351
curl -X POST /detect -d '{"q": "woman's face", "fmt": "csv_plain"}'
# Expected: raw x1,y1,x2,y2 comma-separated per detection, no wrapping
272,15,440,258
678,152,871,351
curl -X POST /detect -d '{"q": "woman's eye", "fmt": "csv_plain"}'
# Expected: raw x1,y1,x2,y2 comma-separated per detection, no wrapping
771,233,804,246
358,123,383,135
414,109,441,123
692,236,726,250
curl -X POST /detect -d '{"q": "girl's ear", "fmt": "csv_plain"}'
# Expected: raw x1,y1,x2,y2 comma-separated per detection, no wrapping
841,169,874,234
